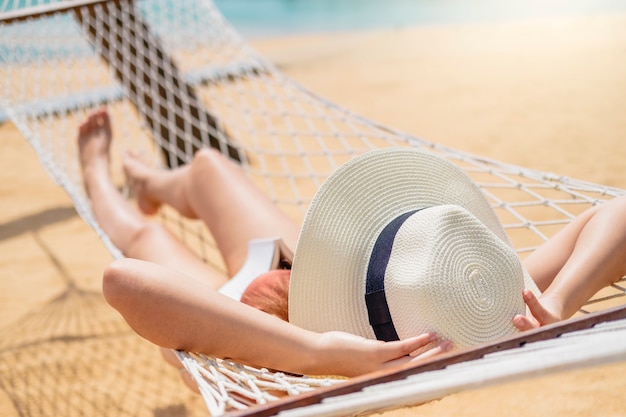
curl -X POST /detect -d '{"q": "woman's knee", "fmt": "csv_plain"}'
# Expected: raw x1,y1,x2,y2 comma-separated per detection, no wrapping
102,258,138,310
102,257,158,313
190,148,224,177
179,148,226,208
189,147,237,188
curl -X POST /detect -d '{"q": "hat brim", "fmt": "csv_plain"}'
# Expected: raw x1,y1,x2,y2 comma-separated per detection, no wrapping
288,147,537,339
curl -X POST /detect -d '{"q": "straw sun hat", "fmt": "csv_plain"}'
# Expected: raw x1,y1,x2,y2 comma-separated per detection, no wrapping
288,147,540,348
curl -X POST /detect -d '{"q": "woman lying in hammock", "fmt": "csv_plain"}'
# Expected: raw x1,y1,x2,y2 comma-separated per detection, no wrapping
78,108,626,379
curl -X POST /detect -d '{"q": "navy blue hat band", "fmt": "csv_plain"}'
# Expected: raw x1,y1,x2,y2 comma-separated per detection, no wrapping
364,208,426,341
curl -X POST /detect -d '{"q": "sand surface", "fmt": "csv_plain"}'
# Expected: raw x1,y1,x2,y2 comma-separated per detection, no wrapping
1,12,626,417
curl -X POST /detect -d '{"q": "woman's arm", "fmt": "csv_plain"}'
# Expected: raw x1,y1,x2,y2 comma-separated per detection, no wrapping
515,195,626,331
102,258,449,377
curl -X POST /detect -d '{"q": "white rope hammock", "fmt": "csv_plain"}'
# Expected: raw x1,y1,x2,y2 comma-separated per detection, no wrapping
1,0,626,415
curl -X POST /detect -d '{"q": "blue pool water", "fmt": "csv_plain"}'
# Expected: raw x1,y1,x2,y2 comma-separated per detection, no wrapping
213,0,626,38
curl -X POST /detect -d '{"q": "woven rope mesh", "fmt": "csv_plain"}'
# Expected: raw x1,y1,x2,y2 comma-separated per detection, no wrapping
1,0,626,415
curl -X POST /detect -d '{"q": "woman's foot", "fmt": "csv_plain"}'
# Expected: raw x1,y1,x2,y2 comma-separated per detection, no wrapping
78,109,113,189
123,152,198,218
122,152,163,216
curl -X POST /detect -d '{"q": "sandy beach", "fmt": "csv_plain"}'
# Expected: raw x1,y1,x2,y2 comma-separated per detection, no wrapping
2,11,626,417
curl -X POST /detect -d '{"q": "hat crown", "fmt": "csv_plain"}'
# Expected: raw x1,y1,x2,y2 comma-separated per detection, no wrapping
383,205,526,347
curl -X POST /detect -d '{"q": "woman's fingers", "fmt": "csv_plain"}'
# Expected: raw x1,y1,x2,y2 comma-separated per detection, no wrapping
513,289,561,331
410,340,454,362
317,331,452,376
523,289,560,326
380,335,453,369
513,313,538,331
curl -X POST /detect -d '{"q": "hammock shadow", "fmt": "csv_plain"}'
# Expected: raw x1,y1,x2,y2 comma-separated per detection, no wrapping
0,206,77,242
0,284,208,417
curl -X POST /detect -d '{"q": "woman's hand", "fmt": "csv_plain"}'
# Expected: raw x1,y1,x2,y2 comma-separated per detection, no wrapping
513,289,562,331
307,331,453,377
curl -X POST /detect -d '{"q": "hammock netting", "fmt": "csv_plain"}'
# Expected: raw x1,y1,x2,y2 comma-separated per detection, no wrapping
1,0,625,416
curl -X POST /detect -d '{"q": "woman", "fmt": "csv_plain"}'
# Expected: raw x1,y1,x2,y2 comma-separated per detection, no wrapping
78,109,626,377
79,109,451,378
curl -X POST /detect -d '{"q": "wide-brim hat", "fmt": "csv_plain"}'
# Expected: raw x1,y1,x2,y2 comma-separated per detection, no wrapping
288,147,540,348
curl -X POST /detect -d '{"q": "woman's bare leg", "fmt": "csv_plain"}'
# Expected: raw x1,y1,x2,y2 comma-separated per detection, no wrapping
123,148,300,276
517,195,626,328
78,109,227,289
